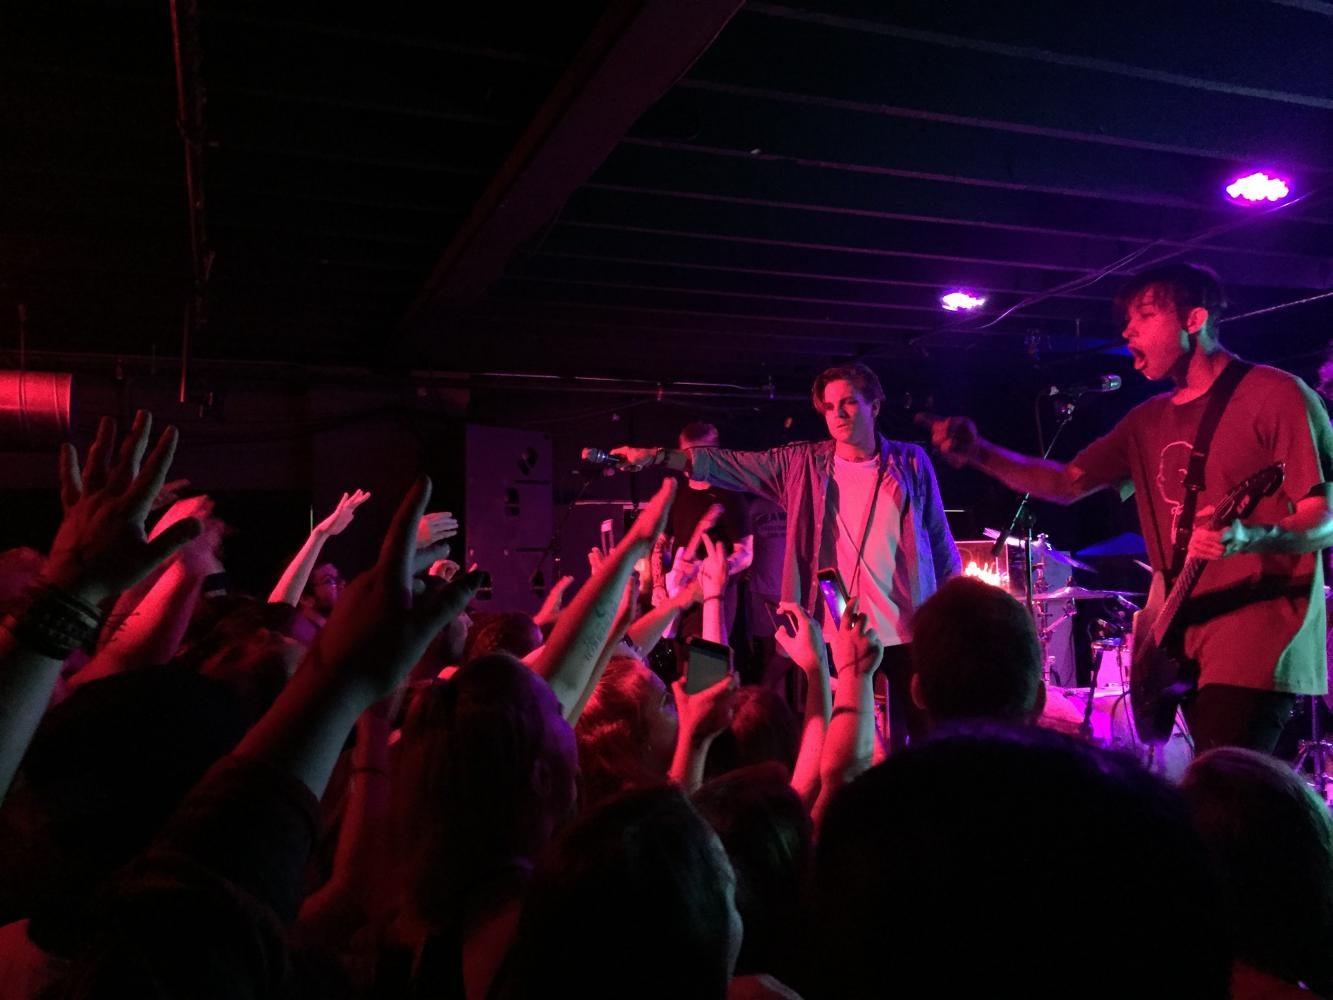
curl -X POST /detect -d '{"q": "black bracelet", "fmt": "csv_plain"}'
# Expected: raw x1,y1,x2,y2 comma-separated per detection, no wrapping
3,582,103,660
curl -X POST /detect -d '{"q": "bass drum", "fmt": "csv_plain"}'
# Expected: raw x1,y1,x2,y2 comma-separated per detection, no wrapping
1040,683,1192,782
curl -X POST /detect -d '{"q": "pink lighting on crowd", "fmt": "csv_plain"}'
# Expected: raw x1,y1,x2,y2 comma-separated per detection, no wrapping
941,290,986,312
1225,171,1291,204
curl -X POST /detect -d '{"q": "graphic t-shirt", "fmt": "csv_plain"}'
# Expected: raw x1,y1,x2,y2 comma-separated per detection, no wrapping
1070,363,1333,694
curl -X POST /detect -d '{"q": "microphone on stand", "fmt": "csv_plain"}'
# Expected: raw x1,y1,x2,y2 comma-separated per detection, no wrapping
1047,375,1122,397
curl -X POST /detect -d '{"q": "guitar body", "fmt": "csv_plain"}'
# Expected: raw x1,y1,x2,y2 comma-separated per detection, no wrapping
1129,576,1199,744
1127,463,1286,746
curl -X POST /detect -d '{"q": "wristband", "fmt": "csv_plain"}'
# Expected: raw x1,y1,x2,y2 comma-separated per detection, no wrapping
2,582,103,660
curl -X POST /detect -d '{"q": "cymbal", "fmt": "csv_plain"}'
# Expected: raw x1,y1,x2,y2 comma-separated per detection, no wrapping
1033,585,1143,602
980,529,1094,572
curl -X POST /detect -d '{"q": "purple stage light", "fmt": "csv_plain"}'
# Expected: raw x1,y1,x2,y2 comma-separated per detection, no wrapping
941,290,986,312
1225,171,1290,204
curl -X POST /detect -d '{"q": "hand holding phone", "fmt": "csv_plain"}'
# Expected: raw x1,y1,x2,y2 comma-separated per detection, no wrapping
771,601,828,675
680,636,733,694
816,566,849,627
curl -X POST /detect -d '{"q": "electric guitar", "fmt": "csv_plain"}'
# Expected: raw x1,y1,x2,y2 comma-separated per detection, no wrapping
1129,463,1285,743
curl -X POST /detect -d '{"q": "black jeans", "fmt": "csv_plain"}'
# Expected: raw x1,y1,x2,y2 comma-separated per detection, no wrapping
1182,683,1297,755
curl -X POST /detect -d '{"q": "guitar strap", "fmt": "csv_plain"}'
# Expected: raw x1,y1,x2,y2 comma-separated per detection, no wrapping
1166,360,1253,586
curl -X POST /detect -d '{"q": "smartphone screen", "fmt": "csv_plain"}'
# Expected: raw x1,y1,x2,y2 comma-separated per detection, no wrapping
682,637,732,694
816,567,848,627
599,518,615,555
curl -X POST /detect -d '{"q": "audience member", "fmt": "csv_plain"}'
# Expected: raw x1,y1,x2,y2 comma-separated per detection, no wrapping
815,725,1230,998
909,576,1044,728
497,784,743,1000
1182,747,1333,997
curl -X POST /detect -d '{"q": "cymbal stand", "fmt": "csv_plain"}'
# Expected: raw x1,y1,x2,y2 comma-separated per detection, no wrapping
1293,696,1333,801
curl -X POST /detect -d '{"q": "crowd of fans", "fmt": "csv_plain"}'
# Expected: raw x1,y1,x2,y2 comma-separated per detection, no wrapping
0,410,1329,998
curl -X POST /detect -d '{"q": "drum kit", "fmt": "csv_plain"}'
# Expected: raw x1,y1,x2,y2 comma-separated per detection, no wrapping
968,528,1196,779
964,530,1333,793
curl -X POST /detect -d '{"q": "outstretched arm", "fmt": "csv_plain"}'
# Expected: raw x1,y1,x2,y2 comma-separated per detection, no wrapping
813,598,884,832
529,479,677,720
268,490,372,606
0,412,202,799
916,413,1096,505
775,603,832,811
237,478,480,799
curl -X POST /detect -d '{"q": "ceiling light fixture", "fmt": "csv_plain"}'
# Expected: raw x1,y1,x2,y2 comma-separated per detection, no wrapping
1225,171,1291,204
941,290,987,312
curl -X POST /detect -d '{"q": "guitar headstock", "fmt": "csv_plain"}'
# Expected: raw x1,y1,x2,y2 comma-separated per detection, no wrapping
1211,463,1285,528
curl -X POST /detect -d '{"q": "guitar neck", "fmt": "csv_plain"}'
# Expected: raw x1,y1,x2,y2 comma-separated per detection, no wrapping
1152,557,1206,646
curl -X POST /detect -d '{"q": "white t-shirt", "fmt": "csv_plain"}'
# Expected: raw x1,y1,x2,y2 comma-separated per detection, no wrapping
825,454,909,646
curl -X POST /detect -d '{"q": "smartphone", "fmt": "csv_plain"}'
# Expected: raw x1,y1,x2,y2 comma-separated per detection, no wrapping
816,566,849,627
599,518,616,555
681,636,733,694
762,599,798,639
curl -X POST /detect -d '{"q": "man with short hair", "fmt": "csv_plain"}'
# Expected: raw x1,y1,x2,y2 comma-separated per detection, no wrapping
614,362,961,747
909,576,1043,729
923,262,1333,754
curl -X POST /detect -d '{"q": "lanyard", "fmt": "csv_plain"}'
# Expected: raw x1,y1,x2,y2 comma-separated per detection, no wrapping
833,437,889,600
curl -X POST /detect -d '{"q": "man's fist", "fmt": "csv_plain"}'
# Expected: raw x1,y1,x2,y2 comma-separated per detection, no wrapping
915,413,979,469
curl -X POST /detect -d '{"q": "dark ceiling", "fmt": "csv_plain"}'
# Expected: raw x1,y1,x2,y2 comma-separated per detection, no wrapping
4,0,1332,393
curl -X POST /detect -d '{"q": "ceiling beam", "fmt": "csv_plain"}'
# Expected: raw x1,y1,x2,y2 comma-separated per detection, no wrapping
406,0,746,334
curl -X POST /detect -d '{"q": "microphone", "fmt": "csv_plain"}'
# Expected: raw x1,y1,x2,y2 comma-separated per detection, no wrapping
1048,375,1122,397
581,447,619,466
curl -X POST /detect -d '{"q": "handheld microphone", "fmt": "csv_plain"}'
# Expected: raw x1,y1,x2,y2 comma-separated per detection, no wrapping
1048,375,1122,397
581,447,618,466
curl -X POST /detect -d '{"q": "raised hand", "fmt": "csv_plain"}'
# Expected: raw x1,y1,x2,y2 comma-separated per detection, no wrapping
315,489,372,538
45,412,202,606
311,478,483,703
626,479,678,547
698,533,728,601
831,597,884,678
534,574,576,629
673,670,739,745
665,546,701,598
417,511,459,548
428,558,461,581
773,601,828,674
915,412,978,469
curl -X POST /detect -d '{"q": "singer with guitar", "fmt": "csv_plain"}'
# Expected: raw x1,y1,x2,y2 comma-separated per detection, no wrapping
923,262,1333,754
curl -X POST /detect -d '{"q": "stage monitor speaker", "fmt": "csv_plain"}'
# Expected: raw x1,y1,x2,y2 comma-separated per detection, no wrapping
464,425,553,615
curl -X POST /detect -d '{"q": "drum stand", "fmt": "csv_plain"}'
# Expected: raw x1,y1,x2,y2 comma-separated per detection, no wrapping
1293,695,1333,800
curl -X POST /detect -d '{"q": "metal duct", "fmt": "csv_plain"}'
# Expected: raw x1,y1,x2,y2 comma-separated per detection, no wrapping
0,371,73,448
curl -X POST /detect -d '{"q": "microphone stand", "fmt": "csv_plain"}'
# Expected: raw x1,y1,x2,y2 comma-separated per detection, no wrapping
992,395,1082,683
